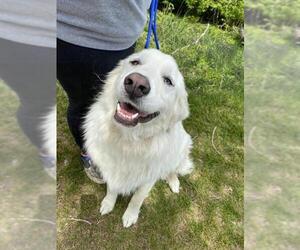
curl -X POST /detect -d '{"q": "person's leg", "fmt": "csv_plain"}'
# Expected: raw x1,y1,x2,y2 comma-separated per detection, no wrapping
0,38,56,150
57,39,135,183
0,38,56,179
57,39,135,149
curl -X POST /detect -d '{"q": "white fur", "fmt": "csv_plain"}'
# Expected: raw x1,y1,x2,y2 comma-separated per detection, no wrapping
84,49,193,227
40,106,56,179
41,106,56,158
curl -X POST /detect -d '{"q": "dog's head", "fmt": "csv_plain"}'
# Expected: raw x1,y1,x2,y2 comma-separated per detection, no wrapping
105,49,189,137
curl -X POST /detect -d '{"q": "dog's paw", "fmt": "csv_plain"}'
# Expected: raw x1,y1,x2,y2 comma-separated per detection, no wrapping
122,209,139,228
169,178,180,193
167,174,180,193
100,198,115,215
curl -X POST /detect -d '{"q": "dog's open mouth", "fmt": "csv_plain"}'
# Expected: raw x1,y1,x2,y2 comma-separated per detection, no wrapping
114,102,159,126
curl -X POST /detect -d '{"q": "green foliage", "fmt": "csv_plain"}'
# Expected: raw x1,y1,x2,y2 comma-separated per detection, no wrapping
245,26,300,249
186,0,244,25
245,0,300,25
161,0,244,26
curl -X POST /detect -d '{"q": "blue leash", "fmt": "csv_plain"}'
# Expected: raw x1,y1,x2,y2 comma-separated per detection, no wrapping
145,0,160,49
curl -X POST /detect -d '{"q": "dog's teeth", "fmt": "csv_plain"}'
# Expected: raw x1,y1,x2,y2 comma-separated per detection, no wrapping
116,102,139,122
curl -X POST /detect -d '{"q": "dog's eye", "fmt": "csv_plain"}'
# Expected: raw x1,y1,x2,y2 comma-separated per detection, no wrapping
130,59,140,66
163,76,173,86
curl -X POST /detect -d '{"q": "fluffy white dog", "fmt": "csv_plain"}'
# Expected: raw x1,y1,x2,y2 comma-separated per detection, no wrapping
84,49,193,227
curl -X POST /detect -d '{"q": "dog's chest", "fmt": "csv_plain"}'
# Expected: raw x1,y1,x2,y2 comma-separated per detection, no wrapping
94,134,182,193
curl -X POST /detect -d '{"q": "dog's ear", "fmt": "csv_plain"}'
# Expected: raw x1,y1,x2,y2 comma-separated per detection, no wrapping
169,77,189,125
174,88,189,122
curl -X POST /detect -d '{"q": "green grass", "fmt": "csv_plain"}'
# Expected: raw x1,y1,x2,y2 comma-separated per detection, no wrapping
57,12,243,249
0,82,56,249
244,26,300,249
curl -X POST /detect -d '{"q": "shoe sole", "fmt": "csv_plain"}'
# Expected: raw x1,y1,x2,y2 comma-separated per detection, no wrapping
84,168,105,184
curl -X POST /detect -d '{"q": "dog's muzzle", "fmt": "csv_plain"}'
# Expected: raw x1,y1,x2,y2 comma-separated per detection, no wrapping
114,102,159,127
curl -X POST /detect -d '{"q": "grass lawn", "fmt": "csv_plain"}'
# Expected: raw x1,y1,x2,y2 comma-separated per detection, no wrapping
245,26,300,249
57,12,244,249
0,82,56,249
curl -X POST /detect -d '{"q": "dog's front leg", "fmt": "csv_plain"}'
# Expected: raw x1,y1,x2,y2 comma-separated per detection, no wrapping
122,182,155,228
100,186,118,215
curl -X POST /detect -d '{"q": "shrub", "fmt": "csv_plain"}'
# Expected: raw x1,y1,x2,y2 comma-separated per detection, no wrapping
160,0,244,26
186,0,243,26
245,0,300,26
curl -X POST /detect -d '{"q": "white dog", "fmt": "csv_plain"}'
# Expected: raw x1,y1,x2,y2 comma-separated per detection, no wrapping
84,49,193,227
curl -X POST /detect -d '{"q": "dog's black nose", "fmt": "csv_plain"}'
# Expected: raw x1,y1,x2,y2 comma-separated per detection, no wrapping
124,73,150,98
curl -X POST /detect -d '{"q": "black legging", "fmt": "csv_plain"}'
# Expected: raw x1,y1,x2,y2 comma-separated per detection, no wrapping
0,38,55,149
57,39,135,149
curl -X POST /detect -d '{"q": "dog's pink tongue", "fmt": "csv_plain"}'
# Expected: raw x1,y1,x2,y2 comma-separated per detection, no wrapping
119,102,139,116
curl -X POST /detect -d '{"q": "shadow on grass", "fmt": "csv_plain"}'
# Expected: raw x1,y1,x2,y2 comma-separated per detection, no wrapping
59,179,198,249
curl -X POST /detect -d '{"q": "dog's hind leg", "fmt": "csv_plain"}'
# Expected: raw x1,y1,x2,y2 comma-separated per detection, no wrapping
166,173,180,193
177,155,194,176
100,186,118,215
166,155,194,193
122,182,155,228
